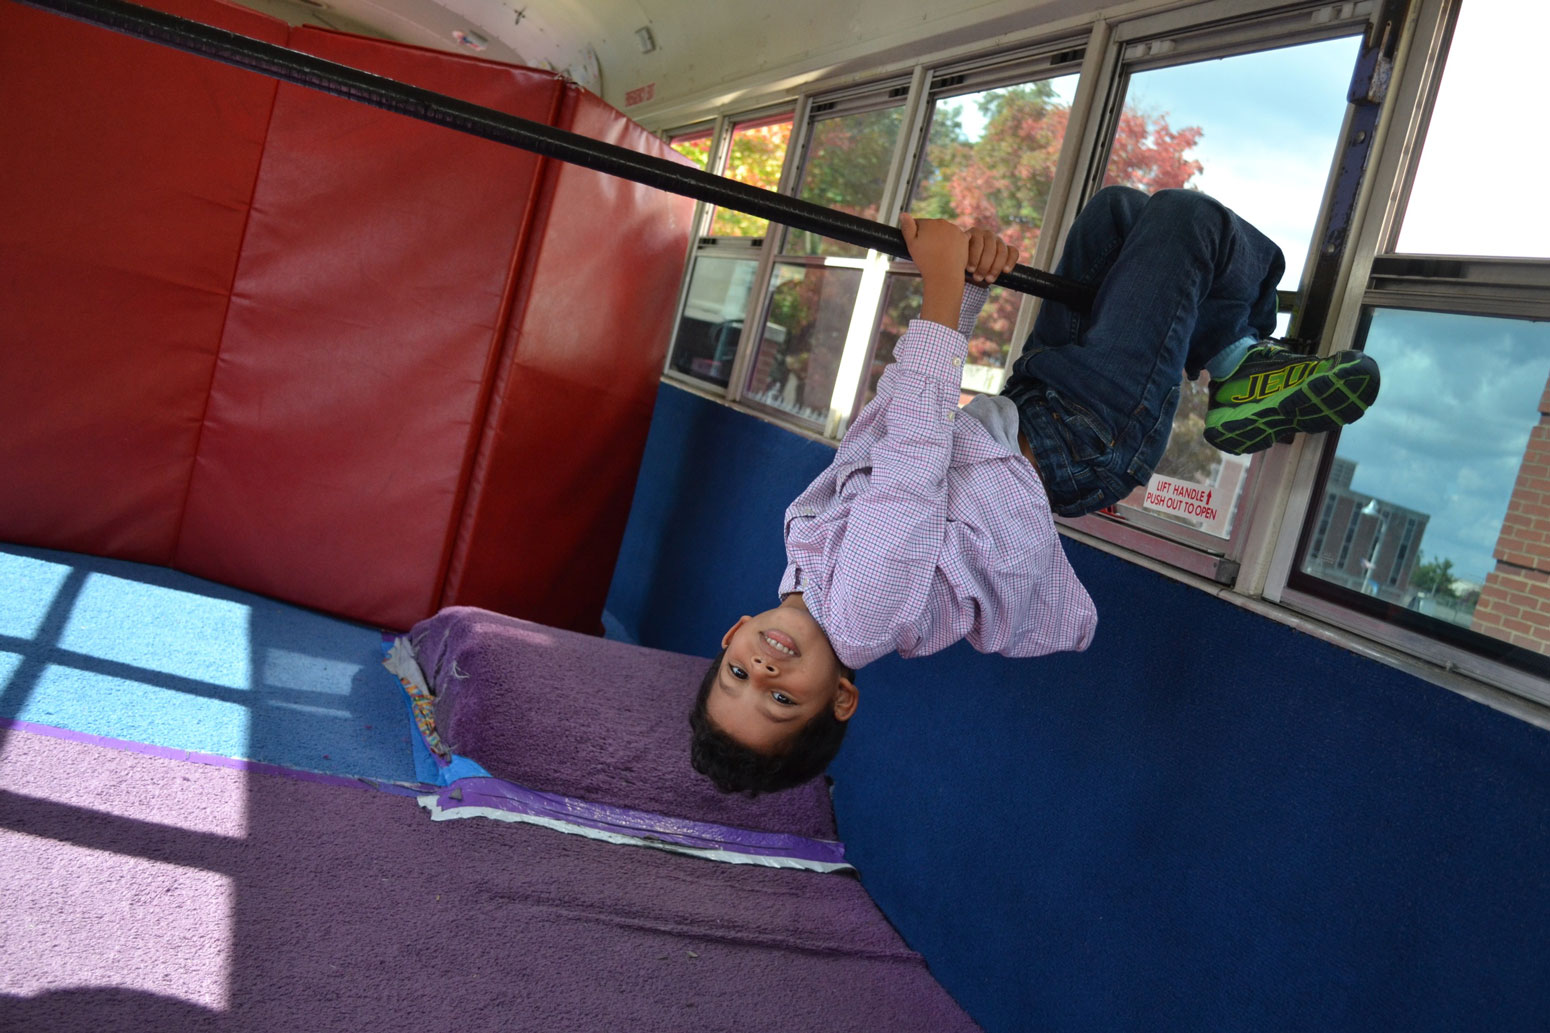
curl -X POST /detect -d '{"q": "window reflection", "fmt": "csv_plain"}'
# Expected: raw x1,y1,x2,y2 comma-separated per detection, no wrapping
1300,309,1550,660
745,263,864,424
667,257,760,388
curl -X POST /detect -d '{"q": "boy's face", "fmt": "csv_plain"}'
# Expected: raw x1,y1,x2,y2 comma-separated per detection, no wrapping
707,601,857,756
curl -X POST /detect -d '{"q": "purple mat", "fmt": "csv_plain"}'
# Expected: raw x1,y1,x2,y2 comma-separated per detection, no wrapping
0,727,980,1032
405,607,840,840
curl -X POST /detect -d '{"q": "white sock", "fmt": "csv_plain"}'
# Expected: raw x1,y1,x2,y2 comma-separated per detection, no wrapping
1205,334,1260,381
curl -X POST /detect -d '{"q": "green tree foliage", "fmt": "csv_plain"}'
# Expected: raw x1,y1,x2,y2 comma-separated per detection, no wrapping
1412,554,1459,599
865,86,1206,413
670,133,711,169
786,106,906,257
671,123,794,237
711,122,792,236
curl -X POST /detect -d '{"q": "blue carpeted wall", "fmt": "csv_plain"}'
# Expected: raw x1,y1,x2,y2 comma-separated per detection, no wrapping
607,382,1550,1033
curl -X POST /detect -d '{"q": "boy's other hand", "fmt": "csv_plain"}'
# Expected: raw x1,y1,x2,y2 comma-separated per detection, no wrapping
965,226,1019,284
901,215,1020,328
899,215,1019,285
899,213,969,284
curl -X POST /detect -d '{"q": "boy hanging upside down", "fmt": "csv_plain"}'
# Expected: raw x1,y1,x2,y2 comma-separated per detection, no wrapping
690,186,1381,794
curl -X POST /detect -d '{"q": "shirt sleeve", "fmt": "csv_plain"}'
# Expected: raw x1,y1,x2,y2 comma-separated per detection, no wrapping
819,295,986,662
957,282,989,338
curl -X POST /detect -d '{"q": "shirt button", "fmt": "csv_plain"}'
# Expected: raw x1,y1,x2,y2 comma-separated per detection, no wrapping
951,357,964,367
945,411,956,422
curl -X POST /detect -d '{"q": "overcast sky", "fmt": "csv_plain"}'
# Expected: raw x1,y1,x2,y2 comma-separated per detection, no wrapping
1336,313,1549,583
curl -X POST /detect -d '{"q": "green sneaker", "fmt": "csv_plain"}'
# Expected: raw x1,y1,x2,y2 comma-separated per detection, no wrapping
1204,343,1380,455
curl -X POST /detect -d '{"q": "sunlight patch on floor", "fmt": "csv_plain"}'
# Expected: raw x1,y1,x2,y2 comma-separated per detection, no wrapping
259,647,362,696
0,828,235,1011
58,574,253,690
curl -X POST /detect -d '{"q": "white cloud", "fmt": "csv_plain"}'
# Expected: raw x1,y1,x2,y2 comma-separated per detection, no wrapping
1336,310,1550,581
1122,35,1359,286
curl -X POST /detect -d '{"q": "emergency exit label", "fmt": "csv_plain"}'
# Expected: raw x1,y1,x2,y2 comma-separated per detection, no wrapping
1141,469,1242,540
1144,477,1218,522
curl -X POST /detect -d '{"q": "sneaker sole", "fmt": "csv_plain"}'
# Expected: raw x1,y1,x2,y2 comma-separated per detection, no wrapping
1204,352,1380,455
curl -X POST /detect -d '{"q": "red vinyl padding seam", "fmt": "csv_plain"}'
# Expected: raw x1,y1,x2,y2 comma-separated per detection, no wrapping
171,34,283,559
431,78,570,615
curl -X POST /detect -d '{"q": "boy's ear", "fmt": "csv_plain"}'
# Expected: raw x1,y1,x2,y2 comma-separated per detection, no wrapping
832,675,858,722
720,615,752,650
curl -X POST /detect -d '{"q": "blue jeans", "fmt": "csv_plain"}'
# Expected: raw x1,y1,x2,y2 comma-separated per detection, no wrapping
1001,186,1285,516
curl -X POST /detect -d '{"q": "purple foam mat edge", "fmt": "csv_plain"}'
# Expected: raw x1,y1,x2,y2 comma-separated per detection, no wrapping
430,776,850,865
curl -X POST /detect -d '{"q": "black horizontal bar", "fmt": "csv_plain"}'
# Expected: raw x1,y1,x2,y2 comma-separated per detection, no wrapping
11,0,1096,310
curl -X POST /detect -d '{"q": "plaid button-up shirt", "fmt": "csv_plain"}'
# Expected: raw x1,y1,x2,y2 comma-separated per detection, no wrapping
779,286,1097,670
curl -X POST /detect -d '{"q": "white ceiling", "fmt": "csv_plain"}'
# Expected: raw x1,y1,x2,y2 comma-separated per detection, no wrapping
222,0,1097,128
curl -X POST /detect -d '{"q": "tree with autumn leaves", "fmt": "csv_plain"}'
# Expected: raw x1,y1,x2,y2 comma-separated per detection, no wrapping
671,119,794,237
907,83,1203,369
904,84,1220,482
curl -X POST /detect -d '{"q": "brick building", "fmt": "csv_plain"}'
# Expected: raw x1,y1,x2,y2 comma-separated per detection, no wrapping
1473,375,1550,655
1305,457,1428,605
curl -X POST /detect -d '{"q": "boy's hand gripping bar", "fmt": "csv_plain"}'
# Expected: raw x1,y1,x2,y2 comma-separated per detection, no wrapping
12,0,1098,311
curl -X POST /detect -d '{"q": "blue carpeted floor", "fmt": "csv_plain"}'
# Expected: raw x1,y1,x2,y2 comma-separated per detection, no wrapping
0,543,416,782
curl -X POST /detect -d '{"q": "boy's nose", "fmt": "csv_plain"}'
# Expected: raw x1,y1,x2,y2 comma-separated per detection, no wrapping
750,653,779,676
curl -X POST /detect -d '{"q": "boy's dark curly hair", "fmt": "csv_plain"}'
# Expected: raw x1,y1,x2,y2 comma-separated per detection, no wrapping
689,647,852,796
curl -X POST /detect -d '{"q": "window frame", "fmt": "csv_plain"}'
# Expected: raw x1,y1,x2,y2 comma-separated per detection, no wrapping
745,71,922,436
1044,2,1384,584
1262,0,1550,703
660,105,799,400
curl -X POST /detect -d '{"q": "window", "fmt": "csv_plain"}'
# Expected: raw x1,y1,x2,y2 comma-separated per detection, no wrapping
1291,308,1550,678
741,94,909,428
1057,19,1369,579
664,113,796,391
669,256,761,387
784,103,905,259
705,116,793,239
859,75,1081,409
1279,0,1550,695
664,47,1090,432
1394,0,1550,259
669,127,712,169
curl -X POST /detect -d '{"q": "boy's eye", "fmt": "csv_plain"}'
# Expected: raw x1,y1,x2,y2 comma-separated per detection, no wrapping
772,692,795,706
728,663,748,680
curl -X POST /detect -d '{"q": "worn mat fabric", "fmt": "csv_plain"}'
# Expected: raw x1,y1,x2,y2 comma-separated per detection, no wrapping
0,726,980,1033
408,606,838,840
